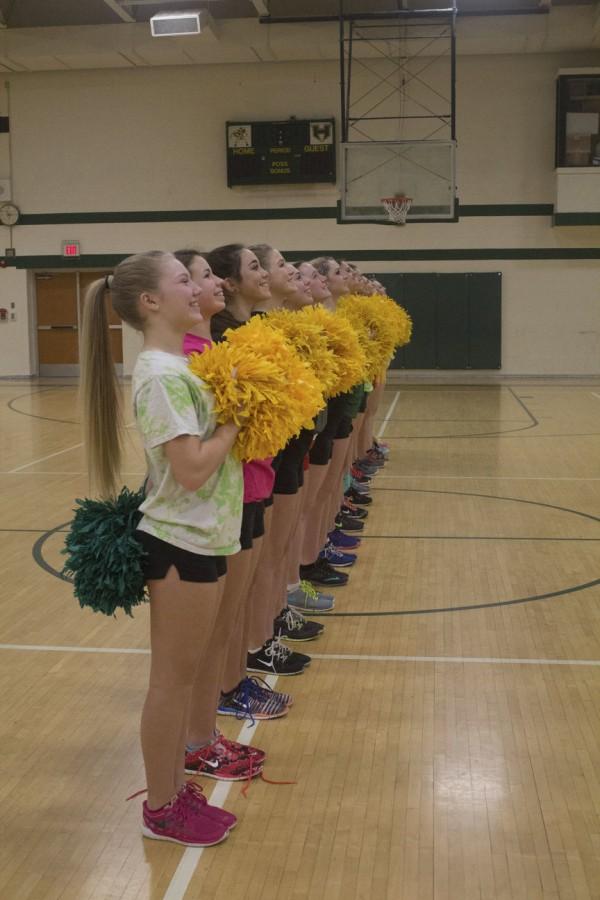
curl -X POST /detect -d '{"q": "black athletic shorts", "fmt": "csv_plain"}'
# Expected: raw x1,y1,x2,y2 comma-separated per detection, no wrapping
309,434,333,466
240,500,266,551
273,428,315,495
136,531,228,583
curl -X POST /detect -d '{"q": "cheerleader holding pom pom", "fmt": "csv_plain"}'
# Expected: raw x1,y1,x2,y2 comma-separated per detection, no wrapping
78,252,244,847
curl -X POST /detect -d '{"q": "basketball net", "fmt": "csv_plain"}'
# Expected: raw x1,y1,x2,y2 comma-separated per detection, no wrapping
381,195,412,225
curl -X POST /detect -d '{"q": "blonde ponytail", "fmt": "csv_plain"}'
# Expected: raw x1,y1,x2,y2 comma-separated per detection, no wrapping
80,279,124,498
79,250,169,498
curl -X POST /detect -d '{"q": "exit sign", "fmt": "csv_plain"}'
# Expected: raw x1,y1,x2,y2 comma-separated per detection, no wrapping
62,240,80,258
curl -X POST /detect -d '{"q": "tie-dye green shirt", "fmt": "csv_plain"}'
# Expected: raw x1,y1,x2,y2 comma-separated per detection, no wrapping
132,350,242,556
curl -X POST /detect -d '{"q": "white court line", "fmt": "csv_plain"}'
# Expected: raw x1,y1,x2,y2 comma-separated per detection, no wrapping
1,471,146,476
2,643,600,668
0,643,150,654
8,421,135,474
8,441,84,473
163,674,278,900
377,390,400,439
6,473,600,482
310,653,600,667
374,474,600,481
591,393,600,401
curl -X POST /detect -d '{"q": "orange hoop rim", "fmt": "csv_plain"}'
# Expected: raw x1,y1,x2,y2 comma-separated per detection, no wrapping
380,195,413,204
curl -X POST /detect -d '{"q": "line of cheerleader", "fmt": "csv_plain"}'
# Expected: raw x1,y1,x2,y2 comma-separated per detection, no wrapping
69,246,411,848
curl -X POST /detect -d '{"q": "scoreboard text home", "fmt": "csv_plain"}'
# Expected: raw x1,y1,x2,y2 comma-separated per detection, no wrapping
226,119,336,187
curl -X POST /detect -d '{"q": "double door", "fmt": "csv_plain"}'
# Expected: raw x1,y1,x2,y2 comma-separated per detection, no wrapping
35,271,123,376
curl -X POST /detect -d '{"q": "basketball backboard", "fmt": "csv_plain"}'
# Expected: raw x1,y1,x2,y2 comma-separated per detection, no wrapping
340,140,457,223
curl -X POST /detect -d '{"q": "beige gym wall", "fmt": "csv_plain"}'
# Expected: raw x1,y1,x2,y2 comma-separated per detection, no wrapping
0,46,598,377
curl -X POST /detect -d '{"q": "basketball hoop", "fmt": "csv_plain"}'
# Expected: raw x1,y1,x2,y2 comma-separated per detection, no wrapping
381,195,412,225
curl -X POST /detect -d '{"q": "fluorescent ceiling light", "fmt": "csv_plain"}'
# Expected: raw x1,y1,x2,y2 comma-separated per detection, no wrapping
150,11,202,36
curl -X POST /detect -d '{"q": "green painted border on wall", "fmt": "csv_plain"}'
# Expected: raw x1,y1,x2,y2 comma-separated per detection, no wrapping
14,202,563,226
6,247,600,269
553,212,600,225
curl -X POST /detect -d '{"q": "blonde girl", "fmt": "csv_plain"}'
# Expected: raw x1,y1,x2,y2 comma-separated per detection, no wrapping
80,251,242,847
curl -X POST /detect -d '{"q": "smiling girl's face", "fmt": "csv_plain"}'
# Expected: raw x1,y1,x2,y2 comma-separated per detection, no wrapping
187,255,225,318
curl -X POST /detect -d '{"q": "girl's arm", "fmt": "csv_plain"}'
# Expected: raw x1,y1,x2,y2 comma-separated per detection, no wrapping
165,422,239,492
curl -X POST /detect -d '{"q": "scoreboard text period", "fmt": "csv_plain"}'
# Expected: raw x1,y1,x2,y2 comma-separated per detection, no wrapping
226,119,336,187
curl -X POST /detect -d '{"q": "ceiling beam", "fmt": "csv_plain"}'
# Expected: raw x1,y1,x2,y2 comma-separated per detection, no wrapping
102,0,135,23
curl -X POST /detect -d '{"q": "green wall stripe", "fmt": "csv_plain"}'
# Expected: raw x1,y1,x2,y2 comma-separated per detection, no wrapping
460,204,553,217
553,212,600,226
14,202,563,226
19,207,338,225
7,248,600,269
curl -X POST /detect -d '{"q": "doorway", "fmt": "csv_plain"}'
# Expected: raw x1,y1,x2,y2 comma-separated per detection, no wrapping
35,271,123,376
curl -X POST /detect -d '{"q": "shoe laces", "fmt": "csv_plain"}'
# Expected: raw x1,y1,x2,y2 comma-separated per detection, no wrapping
131,786,195,827
227,680,256,723
266,637,292,662
299,579,318,600
281,607,304,632
183,780,207,806
211,735,246,763
325,545,344,562
241,675,276,700
285,605,306,626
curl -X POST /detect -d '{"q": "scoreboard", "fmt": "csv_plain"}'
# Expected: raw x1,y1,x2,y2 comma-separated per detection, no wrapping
226,118,336,187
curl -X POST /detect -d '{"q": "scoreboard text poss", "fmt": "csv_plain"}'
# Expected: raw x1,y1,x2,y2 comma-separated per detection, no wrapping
226,119,336,187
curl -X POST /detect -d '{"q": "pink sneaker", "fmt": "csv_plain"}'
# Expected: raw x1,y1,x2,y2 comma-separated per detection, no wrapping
142,788,229,847
182,781,237,831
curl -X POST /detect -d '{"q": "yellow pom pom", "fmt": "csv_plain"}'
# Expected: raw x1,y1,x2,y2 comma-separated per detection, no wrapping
338,293,413,380
188,317,324,461
259,308,339,398
299,304,368,394
369,292,413,347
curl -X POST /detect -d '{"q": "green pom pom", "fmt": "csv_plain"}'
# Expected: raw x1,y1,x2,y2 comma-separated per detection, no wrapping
61,485,148,617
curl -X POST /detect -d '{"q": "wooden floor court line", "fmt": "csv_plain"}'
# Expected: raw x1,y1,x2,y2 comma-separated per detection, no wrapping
2,644,600,667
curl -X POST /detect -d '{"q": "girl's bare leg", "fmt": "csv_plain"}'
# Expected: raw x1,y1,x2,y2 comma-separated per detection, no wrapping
186,547,256,757
221,534,265,694
141,567,222,810
247,494,302,648
300,462,333,565
294,461,330,579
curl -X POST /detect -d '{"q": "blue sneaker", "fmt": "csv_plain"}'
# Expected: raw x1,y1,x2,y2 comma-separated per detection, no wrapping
328,529,361,550
287,581,335,612
319,543,357,567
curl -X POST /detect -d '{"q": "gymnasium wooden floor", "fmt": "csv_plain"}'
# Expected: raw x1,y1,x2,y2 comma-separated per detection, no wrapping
3,379,600,900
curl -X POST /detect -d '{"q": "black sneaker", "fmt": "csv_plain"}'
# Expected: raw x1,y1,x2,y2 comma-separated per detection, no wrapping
340,504,368,520
334,513,365,532
274,606,323,642
299,560,349,586
247,638,309,676
345,487,373,506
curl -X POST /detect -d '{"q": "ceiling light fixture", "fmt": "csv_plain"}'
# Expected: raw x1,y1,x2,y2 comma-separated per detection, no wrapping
150,11,203,36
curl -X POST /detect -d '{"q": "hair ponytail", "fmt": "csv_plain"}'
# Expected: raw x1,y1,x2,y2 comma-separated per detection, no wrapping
80,279,124,498
79,250,169,498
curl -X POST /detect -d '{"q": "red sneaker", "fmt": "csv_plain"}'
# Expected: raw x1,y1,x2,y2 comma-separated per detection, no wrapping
184,735,264,781
142,787,229,847
214,732,267,766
